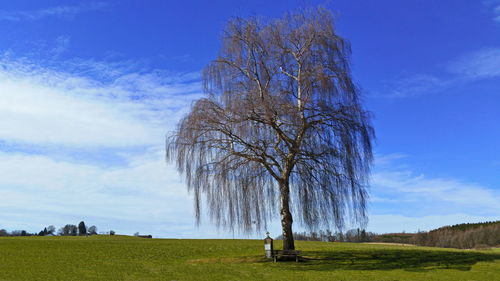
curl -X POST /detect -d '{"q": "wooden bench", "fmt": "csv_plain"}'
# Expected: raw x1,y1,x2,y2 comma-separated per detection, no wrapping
273,250,302,262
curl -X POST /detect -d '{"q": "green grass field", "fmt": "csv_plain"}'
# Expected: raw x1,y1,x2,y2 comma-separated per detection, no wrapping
0,236,499,281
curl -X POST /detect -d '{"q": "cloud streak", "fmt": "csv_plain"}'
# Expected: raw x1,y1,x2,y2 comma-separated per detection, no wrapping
448,48,500,79
484,0,500,22
372,170,500,214
368,154,500,233
366,154,500,232
385,74,450,98
0,55,201,148
383,47,500,98
0,149,209,237
0,2,108,22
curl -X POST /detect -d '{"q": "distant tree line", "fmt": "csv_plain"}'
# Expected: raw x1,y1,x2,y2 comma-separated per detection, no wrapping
372,232,415,244
275,228,377,242
410,222,500,249
0,221,110,237
283,229,410,243
278,221,500,249
427,221,500,232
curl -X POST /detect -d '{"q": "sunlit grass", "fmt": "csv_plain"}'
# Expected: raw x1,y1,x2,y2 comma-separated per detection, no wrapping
0,236,498,280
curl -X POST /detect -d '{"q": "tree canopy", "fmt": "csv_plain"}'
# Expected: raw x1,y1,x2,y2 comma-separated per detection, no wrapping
167,8,374,250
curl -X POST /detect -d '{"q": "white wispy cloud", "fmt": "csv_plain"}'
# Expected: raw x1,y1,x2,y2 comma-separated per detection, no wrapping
368,153,500,233
484,0,500,22
0,149,230,238
381,2,500,98
373,153,408,166
447,48,500,79
372,170,500,213
495,5,500,22
51,36,71,57
367,154,500,232
0,55,201,148
385,74,450,98
0,2,108,22
384,47,500,98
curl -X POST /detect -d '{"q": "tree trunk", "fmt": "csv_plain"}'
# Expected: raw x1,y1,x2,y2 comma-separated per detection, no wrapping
279,180,295,250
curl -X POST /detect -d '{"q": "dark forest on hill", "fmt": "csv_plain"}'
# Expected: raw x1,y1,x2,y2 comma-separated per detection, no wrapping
410,221,500,249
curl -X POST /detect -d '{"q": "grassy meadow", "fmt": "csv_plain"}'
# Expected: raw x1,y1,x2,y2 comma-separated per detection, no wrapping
0,235,499,281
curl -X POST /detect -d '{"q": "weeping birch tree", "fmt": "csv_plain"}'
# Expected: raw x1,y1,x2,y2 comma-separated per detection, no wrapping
166,8,374,250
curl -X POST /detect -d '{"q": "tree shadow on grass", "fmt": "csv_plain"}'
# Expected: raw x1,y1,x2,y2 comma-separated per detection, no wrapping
290,249,500,272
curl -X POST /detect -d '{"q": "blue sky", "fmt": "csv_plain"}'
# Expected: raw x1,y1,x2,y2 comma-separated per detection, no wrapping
0,0,499,238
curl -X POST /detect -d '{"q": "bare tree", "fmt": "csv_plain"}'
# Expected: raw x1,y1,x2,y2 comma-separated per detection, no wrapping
46,225,56,235
88,225,98,235
166,8,374,250
59,224,78,236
